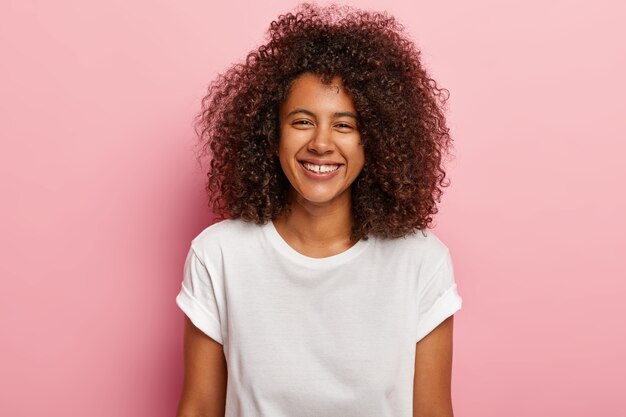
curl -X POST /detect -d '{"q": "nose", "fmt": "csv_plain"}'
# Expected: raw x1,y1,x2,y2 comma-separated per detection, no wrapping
307,126,334,154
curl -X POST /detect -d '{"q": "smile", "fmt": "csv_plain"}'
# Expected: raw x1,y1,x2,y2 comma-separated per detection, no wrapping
301,162,341,174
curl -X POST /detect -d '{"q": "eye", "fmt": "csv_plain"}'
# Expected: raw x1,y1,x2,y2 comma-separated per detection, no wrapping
292,119,314,127
335,122,355,131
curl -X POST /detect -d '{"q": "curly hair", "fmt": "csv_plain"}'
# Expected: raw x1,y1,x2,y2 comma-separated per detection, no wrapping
196,3,453,241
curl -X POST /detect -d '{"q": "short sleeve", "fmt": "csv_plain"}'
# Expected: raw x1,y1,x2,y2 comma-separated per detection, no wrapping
415,249,463,342
175,246,224,344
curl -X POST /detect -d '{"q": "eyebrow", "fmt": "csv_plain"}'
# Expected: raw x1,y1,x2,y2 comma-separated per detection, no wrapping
285,108,358,119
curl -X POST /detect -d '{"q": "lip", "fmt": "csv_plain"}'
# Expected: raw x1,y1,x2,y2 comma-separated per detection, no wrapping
298,158,344,166
298,160,343,180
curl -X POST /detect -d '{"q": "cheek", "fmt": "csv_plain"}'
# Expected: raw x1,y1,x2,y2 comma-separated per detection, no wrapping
352,144,366,172
277,140,296,178
277,131,304,161
277,140,290,164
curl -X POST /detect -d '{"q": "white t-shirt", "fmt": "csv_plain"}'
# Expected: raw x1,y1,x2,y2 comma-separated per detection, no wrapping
176,218,462,417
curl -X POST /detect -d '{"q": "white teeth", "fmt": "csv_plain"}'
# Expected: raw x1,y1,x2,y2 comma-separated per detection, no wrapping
303,162,340,173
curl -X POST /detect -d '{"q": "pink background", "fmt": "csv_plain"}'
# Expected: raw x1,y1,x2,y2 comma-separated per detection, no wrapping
1,0,624,416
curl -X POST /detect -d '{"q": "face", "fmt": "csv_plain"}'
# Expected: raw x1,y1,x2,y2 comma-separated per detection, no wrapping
278,73,365,209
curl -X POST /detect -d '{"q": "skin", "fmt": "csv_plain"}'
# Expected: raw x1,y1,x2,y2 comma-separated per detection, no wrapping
273,73,365,258
176,72,456,417
414,315,455,417
176,317,227,417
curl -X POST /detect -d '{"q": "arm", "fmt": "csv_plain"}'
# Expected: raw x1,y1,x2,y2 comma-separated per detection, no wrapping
176,316,228,417
413,315,455,417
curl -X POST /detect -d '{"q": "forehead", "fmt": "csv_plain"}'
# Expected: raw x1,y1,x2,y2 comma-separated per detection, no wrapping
280,73,355,114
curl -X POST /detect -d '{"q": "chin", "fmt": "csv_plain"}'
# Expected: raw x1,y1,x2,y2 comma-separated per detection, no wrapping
298,195,336,206
292,189,348,207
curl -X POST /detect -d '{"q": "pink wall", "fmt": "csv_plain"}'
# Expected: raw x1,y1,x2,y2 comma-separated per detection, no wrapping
1,1,624,416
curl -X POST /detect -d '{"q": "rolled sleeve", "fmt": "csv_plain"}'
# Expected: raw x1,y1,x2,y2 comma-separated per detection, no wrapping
176,247,224,345
415,249,463,343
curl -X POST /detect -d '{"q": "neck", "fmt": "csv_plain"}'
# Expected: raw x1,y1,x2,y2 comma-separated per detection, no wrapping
272,191,356,258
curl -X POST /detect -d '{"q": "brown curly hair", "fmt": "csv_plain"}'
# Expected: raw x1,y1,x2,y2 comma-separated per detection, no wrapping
196,3,453,241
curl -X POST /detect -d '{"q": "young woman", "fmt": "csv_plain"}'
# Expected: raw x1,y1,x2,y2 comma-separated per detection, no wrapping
176,4,462,417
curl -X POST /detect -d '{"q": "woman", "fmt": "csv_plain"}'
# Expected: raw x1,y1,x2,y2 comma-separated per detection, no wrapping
176,3,462,417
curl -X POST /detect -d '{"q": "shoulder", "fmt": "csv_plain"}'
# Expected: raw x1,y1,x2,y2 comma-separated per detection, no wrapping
190,218,263,255
376,228,449,257
371,229,451,275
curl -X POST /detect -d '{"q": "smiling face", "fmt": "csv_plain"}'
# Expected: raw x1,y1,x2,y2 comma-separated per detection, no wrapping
278,73,365,210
